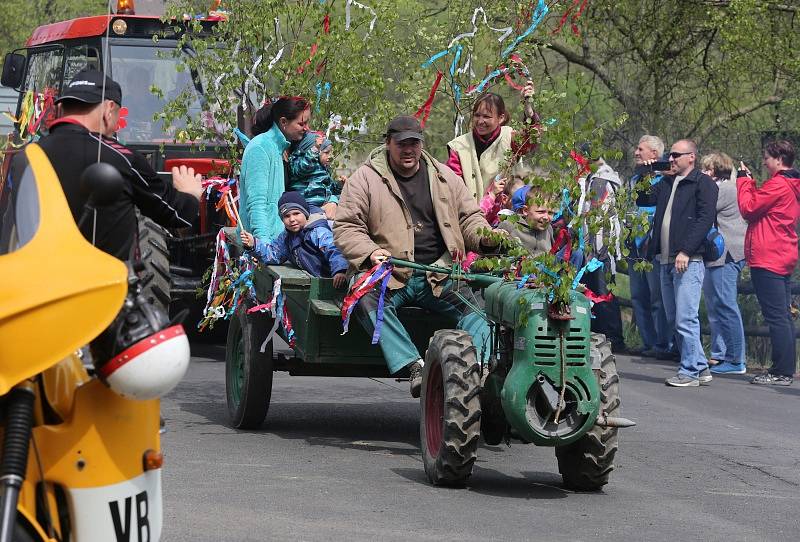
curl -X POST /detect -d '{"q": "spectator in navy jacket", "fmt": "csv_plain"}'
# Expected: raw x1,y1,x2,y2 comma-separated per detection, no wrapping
643,139,718,387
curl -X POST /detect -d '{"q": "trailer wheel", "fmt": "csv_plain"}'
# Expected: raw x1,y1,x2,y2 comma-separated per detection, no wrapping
225,304,273,429
137,217,171,316
420,329,482,486
555,333,619,491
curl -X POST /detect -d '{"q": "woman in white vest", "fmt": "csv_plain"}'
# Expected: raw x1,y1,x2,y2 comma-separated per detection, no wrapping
446,82,537,202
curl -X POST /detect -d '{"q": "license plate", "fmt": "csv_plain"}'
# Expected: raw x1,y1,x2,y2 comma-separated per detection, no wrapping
68,469,163,542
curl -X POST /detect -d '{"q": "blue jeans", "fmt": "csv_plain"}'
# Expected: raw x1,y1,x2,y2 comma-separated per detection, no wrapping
750,267,796,377
703,260,746,364
661,262,707,378
629,258,672,351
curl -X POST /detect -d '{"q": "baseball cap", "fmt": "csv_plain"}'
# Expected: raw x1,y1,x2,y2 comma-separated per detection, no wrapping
512,185,532,211
384,115,424,142
277,191,310,219
55,68,122,106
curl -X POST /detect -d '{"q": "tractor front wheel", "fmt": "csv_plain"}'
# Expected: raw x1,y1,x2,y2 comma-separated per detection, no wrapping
555,333,620,491
420,329,482,486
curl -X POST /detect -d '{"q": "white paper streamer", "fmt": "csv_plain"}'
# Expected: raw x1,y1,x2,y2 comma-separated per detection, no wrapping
259,278,283,352
268,17,285,70
454,113,465,138
345,0,378,35
447,7,513,49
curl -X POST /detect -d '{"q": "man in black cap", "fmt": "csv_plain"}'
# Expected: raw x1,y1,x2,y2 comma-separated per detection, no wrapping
334,115,500,397
10,68,202,261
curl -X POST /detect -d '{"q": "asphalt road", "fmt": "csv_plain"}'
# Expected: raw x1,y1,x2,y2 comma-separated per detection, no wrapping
161,344,800,542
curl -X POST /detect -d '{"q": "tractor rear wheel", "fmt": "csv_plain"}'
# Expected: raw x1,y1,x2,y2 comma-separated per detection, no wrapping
225,304,274,429
555,333,620,491
420,329,482,486
137,217,171,317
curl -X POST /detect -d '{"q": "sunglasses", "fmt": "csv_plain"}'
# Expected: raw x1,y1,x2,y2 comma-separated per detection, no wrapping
669,151,693,159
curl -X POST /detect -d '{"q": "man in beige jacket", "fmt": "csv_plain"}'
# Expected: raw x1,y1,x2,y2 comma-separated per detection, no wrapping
334,115,499,397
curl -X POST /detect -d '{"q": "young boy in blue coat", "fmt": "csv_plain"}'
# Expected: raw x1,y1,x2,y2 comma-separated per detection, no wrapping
239,191,348,288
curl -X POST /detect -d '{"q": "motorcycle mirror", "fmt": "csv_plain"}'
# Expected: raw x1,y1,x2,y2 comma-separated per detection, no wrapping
80,162,124,207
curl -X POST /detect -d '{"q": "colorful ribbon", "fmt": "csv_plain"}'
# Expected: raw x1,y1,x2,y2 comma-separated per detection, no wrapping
314,81,332,112
583,287,613,305
571,257,603,290
502,0,549,58
414,71,443,128
341,261,393,341
553,0,589,36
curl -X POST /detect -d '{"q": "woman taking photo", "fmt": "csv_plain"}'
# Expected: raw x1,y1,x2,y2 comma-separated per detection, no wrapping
700,152,747,375
239,96,311,241
738,140,800,386
446,82,537,202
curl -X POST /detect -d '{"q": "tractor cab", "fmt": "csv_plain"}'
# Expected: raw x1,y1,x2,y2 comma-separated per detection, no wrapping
1,0,233,303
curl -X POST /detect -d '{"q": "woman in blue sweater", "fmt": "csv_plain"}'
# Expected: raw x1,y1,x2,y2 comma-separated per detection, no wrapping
239,97,311,241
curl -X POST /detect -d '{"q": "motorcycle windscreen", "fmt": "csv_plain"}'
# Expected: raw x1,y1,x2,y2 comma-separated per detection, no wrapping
0,144,127,395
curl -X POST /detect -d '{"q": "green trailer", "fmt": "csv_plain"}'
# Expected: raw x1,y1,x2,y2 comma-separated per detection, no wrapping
225,246,634,489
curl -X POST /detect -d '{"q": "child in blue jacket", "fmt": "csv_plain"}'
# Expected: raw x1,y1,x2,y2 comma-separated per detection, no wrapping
239,191,348,288
287,131,341,217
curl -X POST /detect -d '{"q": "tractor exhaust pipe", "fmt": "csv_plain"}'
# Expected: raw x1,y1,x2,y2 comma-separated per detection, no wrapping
595,412,636,428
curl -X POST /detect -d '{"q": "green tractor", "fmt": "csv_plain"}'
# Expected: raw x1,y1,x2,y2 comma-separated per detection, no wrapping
224,242,635,491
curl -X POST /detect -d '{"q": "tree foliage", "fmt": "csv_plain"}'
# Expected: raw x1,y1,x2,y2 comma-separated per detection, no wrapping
514,0,800,169
0,0,106,56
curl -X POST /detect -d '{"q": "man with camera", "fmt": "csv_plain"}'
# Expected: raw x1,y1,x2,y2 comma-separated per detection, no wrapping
642,139,718,387
627,135,674,358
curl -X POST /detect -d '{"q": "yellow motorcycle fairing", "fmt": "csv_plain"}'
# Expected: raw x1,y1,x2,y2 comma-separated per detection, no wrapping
0,143,127,395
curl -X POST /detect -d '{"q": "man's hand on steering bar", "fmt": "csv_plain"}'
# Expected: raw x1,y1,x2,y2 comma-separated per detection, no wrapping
370,248,391,265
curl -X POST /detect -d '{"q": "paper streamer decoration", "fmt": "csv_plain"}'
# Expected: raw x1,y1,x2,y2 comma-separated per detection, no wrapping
345,0,377,35
422,6,515,68
414,71,444,128
268,17,285,70
501,0,549,58
314,81,332,112
553,0,589,36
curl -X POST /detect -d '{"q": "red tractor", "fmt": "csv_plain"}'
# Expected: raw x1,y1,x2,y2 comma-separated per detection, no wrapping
1,0,231,320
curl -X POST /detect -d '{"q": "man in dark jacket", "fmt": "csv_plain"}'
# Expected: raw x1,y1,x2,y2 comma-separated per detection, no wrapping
10,68,202,261
644,139,718,387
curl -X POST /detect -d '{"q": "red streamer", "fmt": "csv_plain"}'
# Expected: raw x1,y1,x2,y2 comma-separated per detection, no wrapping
553,0,589,36
583,287,613,304
570,149,592,179
414,70,443,128
550,226,572,263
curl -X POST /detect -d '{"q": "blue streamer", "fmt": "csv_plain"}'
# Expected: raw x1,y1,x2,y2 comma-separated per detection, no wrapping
517,274,531,289
371,271,393,344
315,82,324,112
474,69,504,94
552,188,572,223
449,45,462,76
534,262,561,285
234,127,250,147
502,0,549,58
314,82,332,113
571,258,604,290
422,47,452,68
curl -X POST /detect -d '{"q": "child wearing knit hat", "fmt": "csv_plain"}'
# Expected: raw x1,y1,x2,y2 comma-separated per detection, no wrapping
239,191,348,288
